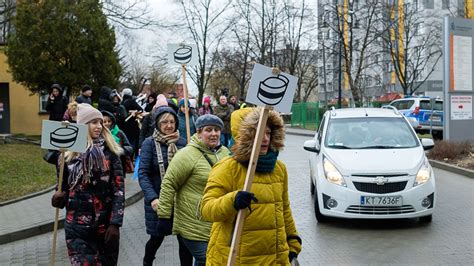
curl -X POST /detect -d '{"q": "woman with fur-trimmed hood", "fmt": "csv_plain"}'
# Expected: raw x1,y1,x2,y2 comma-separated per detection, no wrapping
200,107,302,265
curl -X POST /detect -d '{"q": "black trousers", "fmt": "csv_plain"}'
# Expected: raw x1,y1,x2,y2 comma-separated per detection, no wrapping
144,235,193,265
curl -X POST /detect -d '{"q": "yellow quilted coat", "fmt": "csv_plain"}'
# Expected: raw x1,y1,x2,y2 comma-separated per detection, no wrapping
201,108,302,265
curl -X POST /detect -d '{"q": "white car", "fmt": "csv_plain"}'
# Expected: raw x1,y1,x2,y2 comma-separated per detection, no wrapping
303,107,436,223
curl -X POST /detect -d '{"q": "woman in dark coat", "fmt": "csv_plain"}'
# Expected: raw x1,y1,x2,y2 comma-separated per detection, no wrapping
45,83,68,121
51,103,125,265
138,106,191,266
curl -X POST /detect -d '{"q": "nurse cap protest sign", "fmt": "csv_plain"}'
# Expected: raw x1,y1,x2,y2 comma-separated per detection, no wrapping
167,43,199,66
41,120,88,153
245,63,298,113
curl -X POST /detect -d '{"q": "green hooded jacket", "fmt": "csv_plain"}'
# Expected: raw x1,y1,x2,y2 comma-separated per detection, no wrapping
158,134,230,241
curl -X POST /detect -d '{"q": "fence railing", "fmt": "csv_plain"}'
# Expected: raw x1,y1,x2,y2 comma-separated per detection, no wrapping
290,102,320,130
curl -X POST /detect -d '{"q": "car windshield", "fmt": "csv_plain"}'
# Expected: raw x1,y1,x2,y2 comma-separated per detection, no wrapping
325,117,419,149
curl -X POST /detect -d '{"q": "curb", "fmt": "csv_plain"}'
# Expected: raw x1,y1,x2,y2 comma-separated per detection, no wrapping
428,160,474,179
0,185,55,207
0,190,143,245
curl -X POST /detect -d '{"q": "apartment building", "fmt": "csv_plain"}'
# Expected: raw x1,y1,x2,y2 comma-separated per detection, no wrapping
317,0,472,106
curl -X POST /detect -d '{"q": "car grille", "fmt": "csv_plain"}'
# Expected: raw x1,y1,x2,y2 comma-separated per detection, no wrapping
345,205,415,215
353,181,407,194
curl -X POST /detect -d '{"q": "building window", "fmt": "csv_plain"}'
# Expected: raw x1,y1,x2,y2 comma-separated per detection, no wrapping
39,91,48,112
442,0,449,9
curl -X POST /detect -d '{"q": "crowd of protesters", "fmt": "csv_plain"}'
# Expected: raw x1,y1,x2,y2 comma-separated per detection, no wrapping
45,83,301,265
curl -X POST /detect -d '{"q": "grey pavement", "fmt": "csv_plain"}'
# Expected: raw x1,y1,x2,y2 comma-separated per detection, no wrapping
0,175,142,244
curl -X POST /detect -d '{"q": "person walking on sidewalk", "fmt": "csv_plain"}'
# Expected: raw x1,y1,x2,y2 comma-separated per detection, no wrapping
138,106,191,266
51,103,125,265
200,107,302,265
76,85,93,105
101,110,134,177
45,83,68,121
213,95,234,147
157,114,229,266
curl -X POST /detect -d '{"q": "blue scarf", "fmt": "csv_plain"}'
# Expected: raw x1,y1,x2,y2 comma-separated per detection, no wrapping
242,150,279,173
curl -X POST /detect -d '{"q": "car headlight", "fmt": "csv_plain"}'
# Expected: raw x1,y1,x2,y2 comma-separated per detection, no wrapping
323,158,346,187
414,159,431,186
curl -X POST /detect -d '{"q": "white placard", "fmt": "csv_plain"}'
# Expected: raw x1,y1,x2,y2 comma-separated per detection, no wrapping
246,63,298,113
41,120,88,153
452,35,473,92
450,95,473,120
167,43,199,66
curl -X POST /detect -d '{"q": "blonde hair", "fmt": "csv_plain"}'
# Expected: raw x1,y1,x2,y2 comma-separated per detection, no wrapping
65,121,123,162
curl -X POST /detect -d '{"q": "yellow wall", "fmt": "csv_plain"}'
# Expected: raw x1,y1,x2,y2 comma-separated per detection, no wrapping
467,0,474,19
0,47,48,135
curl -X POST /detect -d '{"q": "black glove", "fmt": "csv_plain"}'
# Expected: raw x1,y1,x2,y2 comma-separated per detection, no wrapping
233,191,258,210
289,251,298,262
157,218,173,236
51,191,66,209
104,224,120,244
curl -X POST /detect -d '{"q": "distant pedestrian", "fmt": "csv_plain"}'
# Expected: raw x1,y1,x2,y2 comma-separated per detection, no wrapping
76,85,93,105
144,93,157,112
121,88,143,156
201,107,302,265
101,110,133,176
198,96,213,116
51,103,124,265
229,95,240,110
138,106,192,266
177,99,197,142
213,95,234,147
139,94,169,149
158,114,230,266
45,83,68,121
63,102,78,123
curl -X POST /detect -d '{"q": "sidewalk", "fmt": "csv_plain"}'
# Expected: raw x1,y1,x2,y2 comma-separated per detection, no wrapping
0,175,143,244
285,126,314,137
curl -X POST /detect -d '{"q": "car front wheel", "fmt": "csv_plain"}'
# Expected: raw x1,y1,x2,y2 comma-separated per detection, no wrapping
314,190,330,223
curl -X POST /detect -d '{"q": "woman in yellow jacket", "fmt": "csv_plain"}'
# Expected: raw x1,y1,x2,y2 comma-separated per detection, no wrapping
201,107,302,265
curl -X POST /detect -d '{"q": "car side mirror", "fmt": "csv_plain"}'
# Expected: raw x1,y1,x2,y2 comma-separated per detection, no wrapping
304,139,320,153
420,138,434,151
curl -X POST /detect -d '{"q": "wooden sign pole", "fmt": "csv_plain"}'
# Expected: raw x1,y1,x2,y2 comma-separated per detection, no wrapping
51,148,66,266
181,64,191,143
227,107,270,266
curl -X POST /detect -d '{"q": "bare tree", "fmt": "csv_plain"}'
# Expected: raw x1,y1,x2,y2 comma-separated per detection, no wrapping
381,2,442,95
323,0,385,106
276,0,319,103
101,0,160,30
177,0,233,104
0,0,15,44
247,0,286,66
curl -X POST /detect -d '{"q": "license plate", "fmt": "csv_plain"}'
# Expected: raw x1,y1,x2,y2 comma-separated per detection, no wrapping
360,196,402,206
430,116,441,122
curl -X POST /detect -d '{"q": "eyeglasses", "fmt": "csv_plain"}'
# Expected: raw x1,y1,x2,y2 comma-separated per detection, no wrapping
159,120,176,126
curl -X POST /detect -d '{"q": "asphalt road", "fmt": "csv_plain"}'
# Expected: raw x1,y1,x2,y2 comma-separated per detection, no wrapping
1,134,473,265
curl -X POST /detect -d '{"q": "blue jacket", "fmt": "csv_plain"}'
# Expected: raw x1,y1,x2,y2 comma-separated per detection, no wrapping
178,111,197,141
138,135,186,236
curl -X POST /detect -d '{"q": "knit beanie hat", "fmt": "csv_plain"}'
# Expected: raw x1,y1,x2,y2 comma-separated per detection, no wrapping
203,96,211,104
82,85,92,93
77,103,103,124
195,114,224,130
179,98,190,108
189,99,197,109
153,94,168,111
122,88,133,97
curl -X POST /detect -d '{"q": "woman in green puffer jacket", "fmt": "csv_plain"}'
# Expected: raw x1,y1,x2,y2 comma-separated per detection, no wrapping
157,114,230,266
